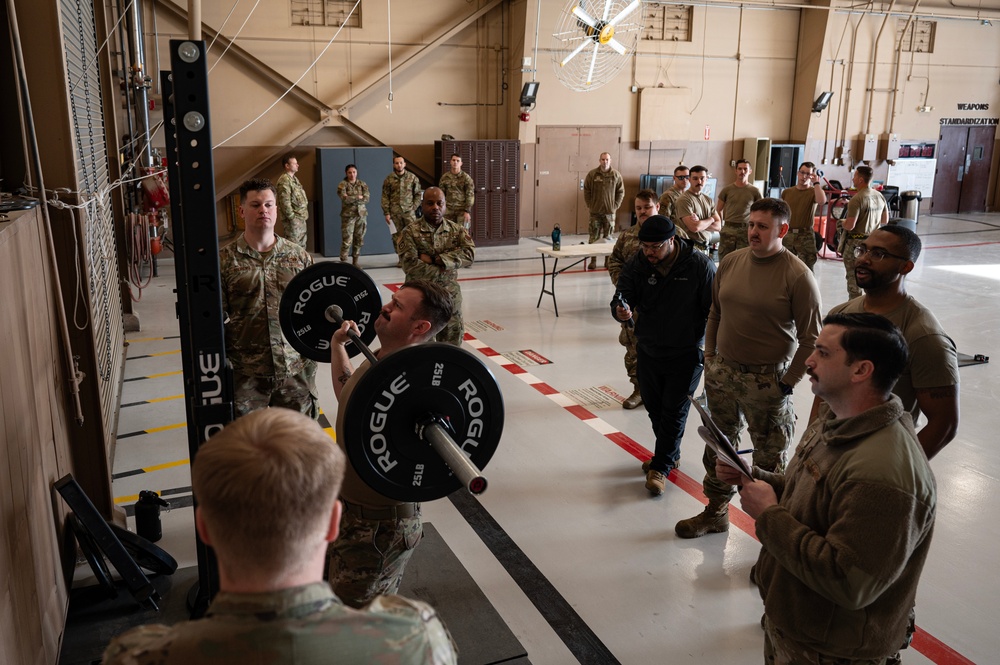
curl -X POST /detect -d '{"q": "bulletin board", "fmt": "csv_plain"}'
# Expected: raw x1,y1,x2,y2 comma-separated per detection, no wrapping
887,159,937,198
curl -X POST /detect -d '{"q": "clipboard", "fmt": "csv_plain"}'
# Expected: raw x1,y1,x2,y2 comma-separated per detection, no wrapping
687,396,754,483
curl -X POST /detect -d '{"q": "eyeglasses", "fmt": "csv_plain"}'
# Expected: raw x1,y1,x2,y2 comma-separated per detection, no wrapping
674,175,689,179
640,239,670,251
853,245,909,262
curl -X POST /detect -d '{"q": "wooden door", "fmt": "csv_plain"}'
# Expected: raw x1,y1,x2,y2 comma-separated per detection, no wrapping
932,127,965,214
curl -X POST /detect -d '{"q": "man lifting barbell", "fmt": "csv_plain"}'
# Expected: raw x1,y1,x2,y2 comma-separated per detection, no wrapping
325,280,454,608
278,263,504,606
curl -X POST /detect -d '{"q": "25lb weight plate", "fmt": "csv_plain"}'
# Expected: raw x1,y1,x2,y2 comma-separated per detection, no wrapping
278,262,382,362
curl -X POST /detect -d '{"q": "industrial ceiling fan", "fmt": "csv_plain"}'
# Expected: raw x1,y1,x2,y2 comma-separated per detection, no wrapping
551,0,644,92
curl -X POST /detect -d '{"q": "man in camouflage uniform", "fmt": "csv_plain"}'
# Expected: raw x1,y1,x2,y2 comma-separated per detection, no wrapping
716,159,763,259
102,408,458,665
583,151,625,269
276,153,309,248
842,165,888,298
658,165,689,221
337,164,370,265
608,189,660,410
781,161,827,272
397,187,475,346
326,281,454,608
438,153,475,228
674,165,721,257
382,155,422,261
675,198,820,539
220,178,318,419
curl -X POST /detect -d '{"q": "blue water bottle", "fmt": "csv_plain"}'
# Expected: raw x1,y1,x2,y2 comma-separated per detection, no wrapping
551,224,561,251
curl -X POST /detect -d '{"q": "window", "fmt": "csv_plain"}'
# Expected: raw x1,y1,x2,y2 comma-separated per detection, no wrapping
643,4,693,42
896,19,935,53
290,0,362,28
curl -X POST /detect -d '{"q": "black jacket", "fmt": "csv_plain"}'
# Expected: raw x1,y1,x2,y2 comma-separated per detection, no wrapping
611,238,715,357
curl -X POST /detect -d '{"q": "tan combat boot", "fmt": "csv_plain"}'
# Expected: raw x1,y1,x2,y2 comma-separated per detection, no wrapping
674,501,730,538
352,255,359,267
340,252,349,262
623,389,643,409
587,257,597,270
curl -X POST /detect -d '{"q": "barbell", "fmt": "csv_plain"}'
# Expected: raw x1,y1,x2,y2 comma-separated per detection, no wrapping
278,262,504,502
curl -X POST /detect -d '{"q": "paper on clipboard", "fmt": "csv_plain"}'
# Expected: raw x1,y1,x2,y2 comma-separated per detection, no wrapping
387,219,398,234
688,396,754,483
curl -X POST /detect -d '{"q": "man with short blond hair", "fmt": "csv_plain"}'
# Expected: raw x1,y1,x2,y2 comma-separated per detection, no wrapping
103,408,458,665
276,154,309,248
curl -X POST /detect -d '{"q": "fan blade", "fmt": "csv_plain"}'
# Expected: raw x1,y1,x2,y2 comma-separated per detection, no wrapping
572,6,599,28
606,37,626,55
602,0,612,21
586,43,599,85
608,0,641,27
560,38,592,67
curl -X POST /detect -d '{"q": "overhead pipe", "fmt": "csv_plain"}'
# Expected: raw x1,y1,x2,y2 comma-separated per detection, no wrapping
864,0,899,138
889,0,923,134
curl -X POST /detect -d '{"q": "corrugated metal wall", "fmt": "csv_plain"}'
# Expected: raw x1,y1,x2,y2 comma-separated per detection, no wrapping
60,0,126,443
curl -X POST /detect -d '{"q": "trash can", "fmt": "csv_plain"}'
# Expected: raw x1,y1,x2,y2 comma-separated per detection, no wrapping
899,190,922,224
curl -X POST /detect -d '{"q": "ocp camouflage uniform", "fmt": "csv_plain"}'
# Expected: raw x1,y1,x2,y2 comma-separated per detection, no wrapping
328,361,426,609
764,616,886,665
382,170,422,252
439,170,475,226
276,171,309,248
608,224,642,391
220,236,318,418
717,183,762,259
397,219,475,346
843,187,887,298
781,186,820,271
584,166,624,242
701,356,794,505
674,191,716,256
658,187,685,222
101,582,459,665
337,178,370,259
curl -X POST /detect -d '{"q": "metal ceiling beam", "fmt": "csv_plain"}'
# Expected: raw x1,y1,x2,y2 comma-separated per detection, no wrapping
336,0,504,115
157,0,332,114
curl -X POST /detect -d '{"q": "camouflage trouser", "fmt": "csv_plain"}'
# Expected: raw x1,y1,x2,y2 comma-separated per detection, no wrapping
702,356,795,504
445,211,470,229
588,213,614,243
231,362,319,419
389,211,416,254
618,312,638,389
340,214,367,257
435,282,465,346
764,616,888,665
326,505,423,609
783,229,818,272
842,236,867,299
284,217,308,248
718,224,748,260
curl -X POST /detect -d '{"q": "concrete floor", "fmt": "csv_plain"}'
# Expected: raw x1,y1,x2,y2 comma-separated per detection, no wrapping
109,212,999,664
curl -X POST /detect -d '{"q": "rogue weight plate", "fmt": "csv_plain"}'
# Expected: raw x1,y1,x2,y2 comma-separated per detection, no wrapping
342,343,504,502
279,262,382,362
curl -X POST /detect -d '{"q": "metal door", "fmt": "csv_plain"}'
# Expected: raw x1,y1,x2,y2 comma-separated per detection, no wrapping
932,125,997,214
535,126,621,236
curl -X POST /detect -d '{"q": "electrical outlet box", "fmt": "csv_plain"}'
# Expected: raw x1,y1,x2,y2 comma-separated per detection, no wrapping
858,134,878,162
879,133,900,161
